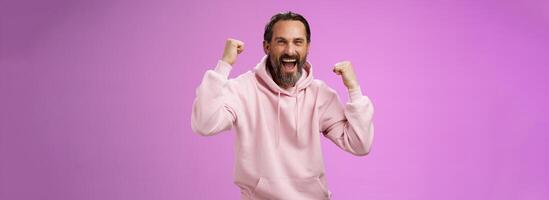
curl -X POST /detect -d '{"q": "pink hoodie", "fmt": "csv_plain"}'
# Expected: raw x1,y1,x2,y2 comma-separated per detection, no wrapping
191,55,374,200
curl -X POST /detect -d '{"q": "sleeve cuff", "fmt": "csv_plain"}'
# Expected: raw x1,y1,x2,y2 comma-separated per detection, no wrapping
348,87,364,103
214,60,233,78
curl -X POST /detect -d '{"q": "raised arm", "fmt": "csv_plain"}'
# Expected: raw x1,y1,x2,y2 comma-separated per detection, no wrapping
320,61,375,156
191,39,244,136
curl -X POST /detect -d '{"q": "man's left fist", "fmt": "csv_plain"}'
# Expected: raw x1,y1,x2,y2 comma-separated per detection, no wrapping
332,61,359,91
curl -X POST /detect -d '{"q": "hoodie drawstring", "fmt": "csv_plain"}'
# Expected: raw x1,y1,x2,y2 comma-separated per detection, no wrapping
276,90,281,148
277,88,306,147
295,90,299,138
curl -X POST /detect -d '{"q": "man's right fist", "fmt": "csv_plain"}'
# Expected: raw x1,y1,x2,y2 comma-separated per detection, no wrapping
221,38,244,66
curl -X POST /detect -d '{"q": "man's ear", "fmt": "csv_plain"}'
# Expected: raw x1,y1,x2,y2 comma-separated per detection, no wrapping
263,41,270,55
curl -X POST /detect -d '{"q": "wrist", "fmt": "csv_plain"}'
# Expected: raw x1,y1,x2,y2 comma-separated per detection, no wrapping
221,58,232,66
346,82,360,91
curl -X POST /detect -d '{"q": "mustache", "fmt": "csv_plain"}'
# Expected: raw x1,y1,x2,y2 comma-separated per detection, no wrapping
279,54,300,61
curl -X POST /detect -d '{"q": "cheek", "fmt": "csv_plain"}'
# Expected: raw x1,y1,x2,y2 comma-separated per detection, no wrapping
298,47,308,55
270,50,282,58
274,45,288,53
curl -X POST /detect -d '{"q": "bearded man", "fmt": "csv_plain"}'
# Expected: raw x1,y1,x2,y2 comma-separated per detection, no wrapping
191,11,375,200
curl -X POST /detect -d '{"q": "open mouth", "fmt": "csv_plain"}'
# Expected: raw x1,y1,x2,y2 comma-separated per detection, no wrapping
281,58,297,72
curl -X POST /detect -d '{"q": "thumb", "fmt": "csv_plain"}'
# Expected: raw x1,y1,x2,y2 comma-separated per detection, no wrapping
235,41,245,54
332,66,343,75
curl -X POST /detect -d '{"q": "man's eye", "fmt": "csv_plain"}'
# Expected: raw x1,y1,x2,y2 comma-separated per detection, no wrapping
277,41,285,44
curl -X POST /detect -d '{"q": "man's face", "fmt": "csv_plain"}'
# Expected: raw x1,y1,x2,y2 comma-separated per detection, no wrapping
264,20,310,88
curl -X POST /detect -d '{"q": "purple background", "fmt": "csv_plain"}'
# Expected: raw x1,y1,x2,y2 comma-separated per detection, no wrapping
2,0,549,199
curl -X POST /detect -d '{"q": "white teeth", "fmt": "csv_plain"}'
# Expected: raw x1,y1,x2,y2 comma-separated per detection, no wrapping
282,58,296,62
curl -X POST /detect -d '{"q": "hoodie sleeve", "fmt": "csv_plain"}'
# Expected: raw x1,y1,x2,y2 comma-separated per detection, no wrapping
320,86,375,156
191,60,240,136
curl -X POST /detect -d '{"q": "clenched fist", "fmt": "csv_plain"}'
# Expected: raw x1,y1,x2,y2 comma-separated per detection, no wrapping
332,61,360,91
221,38,245,66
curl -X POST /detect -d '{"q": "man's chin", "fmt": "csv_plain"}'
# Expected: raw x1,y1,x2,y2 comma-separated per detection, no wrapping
282,72,297,77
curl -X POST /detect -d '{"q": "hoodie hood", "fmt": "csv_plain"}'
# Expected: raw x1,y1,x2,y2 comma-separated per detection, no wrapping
254,55,314,147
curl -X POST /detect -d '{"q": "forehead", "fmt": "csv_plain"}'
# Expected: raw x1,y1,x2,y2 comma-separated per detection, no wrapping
272,20,307,40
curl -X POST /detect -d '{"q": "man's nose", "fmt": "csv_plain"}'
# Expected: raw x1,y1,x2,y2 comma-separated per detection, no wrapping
283,43,297,55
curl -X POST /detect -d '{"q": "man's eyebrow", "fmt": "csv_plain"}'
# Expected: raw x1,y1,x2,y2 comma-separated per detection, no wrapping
274,37,305,41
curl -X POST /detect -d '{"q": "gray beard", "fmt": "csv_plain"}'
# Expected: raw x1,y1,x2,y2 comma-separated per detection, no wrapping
267,56,303,88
